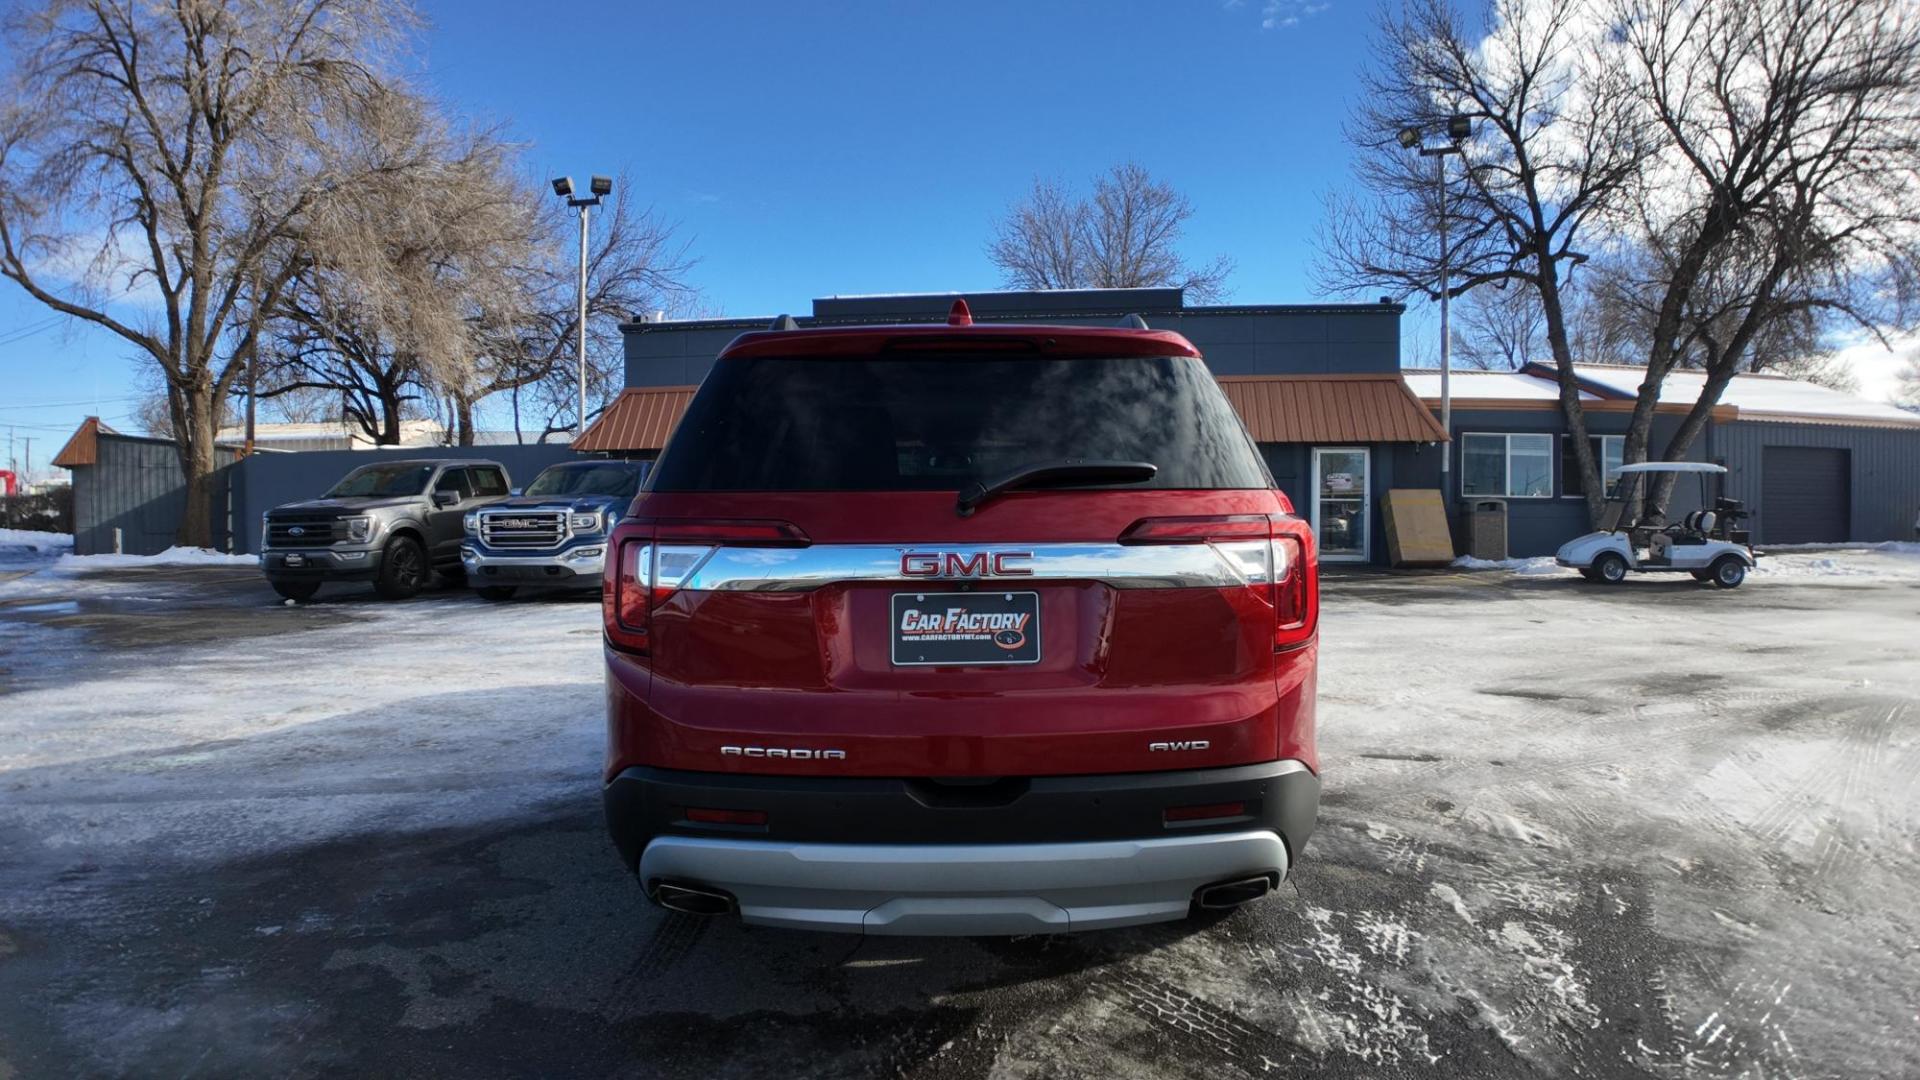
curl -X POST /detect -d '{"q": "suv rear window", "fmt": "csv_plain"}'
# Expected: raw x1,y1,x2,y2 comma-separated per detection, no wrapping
650,355,1270,492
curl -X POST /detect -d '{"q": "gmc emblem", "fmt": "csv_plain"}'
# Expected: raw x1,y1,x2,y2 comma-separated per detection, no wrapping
900,551,1035,578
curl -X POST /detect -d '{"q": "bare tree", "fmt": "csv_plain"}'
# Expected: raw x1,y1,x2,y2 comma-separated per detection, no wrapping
251,91,531,445
989,163,1233,302
1607,0,1920,515
458,184,695,444
0,0,413,546
1320,0,1654,524
1450,285,1545,370
1895,348,1920,409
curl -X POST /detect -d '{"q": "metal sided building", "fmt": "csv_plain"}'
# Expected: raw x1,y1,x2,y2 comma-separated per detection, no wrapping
1400,364,1920,553
579,288,1447,565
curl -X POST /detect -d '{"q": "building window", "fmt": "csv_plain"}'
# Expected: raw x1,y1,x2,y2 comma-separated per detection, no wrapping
1461,433,1554,498
1562,435,1624,498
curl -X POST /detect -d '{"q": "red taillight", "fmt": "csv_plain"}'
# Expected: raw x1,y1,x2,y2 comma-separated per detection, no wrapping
1272,526,1317,649
603,519,812,656
1119,514,1270,543
604,526,653,655
1120,514,1318,651
1165,801,1248,823
684,807,768,826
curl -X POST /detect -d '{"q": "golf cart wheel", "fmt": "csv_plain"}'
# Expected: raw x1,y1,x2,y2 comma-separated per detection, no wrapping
476,585,517,602
374,535,428,600
1592,552,1629,584
1710,556,1746,589
271,580,321,602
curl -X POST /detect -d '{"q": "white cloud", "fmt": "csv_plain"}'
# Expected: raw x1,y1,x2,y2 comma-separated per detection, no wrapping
1829,328,1920,405
1259,0,1330,31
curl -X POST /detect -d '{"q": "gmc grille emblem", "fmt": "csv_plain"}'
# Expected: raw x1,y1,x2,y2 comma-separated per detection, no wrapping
1149,740,1211,752
721,745,847,761
900,551,1035,578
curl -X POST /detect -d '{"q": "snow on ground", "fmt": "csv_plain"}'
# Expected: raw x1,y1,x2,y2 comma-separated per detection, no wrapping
1450,555,1572,575
1,552,1916,1077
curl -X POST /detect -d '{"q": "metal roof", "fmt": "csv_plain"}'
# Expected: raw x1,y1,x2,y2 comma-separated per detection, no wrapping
572,386,698,452
1217,374,1450,443
573,372,1449,454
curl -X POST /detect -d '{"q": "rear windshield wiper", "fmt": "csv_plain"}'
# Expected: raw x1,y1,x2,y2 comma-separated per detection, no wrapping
955,459,1158,517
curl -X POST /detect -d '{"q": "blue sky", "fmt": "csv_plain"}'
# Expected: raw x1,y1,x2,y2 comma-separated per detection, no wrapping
0,0,1399,473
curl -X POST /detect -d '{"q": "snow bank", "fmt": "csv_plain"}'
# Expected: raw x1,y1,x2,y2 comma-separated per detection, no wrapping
0,528,73,550
1451,555,1572,576
1761,540,1920,556
53,546,258,570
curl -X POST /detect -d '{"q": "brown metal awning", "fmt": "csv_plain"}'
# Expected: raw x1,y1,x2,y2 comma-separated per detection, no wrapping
572,386,698,452
1217,374,1449,443
570,373,1449,454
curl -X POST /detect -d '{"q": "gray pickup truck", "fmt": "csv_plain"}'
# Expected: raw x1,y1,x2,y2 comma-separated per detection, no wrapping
260,459,512,601
459,459,650,600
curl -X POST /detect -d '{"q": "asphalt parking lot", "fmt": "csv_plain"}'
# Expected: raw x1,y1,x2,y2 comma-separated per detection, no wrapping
1,553,1916,1079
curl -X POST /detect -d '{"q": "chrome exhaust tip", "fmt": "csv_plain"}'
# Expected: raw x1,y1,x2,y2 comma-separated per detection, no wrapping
652,881,737,917
1194,874,1276,910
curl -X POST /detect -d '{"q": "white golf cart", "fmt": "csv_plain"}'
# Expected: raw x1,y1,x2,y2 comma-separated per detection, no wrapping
1555,461,1757,588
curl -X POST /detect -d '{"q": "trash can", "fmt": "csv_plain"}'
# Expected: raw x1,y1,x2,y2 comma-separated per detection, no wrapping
1465,499,1508,561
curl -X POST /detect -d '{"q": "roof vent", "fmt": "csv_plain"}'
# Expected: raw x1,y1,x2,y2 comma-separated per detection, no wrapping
768,314,800,331
947,299,974,327
1118,313,1149,329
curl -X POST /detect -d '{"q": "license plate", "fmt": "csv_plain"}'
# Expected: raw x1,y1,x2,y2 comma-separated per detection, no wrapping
891,591,1041,666
282,554,306,568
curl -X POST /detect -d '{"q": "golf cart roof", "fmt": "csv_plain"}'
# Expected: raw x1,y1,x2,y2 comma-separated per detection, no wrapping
1615,461,1727,475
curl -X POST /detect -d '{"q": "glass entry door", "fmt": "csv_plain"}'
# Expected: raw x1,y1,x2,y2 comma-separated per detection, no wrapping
1311,447,1370,562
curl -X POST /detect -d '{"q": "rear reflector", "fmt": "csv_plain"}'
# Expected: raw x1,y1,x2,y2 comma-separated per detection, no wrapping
1165,801,1247,823
684,807,768,826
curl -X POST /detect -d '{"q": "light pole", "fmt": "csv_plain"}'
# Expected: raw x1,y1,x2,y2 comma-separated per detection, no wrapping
1398,115,1472,497
551,175,613,438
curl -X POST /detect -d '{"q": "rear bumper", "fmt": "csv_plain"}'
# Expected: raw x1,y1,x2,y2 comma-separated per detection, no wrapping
642,830,1287,935
606,760,1318,934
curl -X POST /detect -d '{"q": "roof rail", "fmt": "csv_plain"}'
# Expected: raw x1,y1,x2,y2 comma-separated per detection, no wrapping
1118,313,1149,329
768,314,800,331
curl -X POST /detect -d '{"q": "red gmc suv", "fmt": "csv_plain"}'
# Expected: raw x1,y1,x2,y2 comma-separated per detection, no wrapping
601,302,1320,935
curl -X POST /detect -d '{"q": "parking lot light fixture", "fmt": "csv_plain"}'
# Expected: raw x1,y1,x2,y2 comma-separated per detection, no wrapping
552,174,612,438
1399,115,1474,497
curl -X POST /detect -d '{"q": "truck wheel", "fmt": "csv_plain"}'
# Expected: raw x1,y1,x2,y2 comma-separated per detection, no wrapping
1592,552,1629,584
1710,557,1746,589
476,585,517,602
271,580,321,602
375,535,428,600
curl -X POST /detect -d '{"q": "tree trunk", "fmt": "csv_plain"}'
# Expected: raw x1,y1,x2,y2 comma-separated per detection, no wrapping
174,384,222,549
378,386,403,445
455,394,476,447
1648,365,1739,518
1535,261,1608,527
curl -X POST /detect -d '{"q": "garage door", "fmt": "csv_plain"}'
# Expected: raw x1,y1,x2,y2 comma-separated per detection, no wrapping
1761,446,1850,544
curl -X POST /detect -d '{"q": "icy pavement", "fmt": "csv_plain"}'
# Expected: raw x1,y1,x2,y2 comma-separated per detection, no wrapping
0,558,1916,1078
